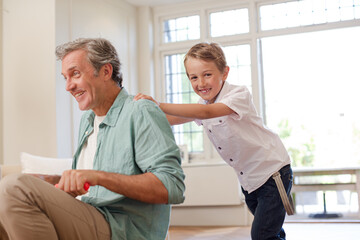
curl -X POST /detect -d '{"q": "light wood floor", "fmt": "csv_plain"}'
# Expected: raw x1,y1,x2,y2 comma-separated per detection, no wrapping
168,222,360,240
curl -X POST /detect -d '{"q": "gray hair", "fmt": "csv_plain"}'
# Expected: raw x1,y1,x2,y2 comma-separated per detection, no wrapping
55,38,123,87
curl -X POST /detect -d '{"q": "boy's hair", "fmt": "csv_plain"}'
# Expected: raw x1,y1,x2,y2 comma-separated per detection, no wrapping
184,42,227,73
55,38,123,87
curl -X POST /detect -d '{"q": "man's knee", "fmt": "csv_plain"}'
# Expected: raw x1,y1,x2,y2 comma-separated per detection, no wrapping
0,173,29,190
0,174,30,211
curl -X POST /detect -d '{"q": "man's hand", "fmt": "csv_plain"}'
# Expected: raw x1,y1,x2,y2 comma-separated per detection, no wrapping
56,169,98,197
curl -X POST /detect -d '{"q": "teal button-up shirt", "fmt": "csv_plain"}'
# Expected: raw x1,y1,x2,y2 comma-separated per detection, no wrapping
72,89,185,240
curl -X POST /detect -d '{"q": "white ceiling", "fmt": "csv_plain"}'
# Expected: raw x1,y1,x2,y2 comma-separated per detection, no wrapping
125,0,193,6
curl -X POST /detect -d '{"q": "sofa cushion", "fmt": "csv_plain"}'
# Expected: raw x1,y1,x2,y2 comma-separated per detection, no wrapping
21,152,72,175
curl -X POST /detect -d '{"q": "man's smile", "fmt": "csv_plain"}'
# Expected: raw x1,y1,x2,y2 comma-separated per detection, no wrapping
74,90,86,99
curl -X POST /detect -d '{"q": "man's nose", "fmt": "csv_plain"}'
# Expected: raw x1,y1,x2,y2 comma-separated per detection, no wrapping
65,79,75,92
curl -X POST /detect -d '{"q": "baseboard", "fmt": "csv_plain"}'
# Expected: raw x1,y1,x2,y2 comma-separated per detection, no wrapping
170,204,253,226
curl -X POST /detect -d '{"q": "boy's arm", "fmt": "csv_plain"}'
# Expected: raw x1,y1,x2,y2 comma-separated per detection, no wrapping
166,115,193,125
133,93,193,125
134,93,235,121
160,102,234,119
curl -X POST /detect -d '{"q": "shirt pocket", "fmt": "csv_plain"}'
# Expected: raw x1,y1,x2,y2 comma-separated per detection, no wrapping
208,116,234,139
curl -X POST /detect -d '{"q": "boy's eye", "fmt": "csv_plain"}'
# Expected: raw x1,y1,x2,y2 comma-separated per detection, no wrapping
190,76,197,81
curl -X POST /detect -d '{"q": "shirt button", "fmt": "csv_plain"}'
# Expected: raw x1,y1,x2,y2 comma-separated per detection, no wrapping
219,120,222,123
240,172,243,175
85,131,88,134
230,159,233,162
209,129,212,133
218,147,222,150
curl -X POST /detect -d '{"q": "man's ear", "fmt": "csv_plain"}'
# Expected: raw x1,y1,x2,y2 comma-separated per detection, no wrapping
101,63,113,81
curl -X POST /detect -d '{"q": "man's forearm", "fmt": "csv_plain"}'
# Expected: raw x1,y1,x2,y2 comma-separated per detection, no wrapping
98,171,169,204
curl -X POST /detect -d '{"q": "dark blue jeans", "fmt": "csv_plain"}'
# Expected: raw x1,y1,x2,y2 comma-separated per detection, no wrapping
241,165,293,240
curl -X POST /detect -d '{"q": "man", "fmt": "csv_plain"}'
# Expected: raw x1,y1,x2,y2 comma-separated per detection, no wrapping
0,38,185,240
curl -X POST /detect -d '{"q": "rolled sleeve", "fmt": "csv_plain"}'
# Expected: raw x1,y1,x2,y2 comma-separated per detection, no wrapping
133,100,186,204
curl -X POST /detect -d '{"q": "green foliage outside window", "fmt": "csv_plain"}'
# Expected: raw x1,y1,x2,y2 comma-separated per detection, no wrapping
277,119,315,167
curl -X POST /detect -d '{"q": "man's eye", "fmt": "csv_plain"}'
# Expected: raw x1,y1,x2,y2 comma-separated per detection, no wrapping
73,71,80,77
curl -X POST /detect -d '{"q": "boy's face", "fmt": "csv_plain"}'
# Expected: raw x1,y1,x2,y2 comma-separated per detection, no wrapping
185,57,229,104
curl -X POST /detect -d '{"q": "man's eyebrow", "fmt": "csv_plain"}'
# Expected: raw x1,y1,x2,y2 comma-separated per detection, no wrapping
62,66,77,74
66,66,77,72
61,66,77,78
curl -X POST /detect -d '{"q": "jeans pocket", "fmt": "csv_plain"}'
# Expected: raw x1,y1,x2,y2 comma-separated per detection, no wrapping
280,165,293,193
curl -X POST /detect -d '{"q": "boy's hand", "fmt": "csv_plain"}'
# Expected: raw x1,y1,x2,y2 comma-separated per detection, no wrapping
133,93,159,106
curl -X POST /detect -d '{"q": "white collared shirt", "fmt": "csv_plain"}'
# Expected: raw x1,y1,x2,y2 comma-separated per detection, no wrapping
195,81,291,193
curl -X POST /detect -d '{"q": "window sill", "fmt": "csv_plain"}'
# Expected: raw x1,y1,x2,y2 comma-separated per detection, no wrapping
182,160,226,168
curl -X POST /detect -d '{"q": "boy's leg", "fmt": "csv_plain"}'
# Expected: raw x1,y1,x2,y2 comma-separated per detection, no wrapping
0,174,111,240
241,186,257,215
244,165,293,240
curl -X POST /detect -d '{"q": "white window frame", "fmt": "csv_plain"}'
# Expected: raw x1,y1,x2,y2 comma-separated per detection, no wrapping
152,0,360,164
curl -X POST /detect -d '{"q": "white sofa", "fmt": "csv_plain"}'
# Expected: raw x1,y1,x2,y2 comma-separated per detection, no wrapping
0,152,72,179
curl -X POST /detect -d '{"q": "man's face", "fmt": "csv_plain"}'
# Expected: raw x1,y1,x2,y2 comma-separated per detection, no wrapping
61,49,104,112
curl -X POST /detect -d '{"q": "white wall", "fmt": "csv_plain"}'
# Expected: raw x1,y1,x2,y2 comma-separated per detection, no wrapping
2,0,57,164
136,6,155,96
1,0,137,163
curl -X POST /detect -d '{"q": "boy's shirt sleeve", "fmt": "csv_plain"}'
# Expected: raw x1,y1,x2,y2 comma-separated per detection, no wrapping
219,85,255,120
194,85,254,125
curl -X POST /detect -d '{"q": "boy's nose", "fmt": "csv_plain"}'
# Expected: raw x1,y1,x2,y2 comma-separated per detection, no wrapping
198,77,206,87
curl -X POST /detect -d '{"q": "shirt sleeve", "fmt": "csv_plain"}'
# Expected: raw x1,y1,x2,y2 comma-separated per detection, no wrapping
132,100,186,204
219,85,254,121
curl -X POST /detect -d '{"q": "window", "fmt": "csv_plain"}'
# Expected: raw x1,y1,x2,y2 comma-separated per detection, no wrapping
210,8,249,37
262,26,360,167
260,0,360,31
164,53,204,152
223,45,252,91
155,0,360,167
163,15,200,43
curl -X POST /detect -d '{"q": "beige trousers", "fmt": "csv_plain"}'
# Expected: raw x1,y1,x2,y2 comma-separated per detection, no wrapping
0,174,111,240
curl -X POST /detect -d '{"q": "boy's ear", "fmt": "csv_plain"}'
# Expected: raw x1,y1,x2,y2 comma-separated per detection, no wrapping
222,66,230,81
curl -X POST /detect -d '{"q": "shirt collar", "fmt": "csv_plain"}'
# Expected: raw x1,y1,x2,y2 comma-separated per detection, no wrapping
86,88,128,127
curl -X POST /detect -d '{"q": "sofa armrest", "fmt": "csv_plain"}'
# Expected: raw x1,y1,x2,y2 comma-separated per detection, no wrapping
0,164,22,179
